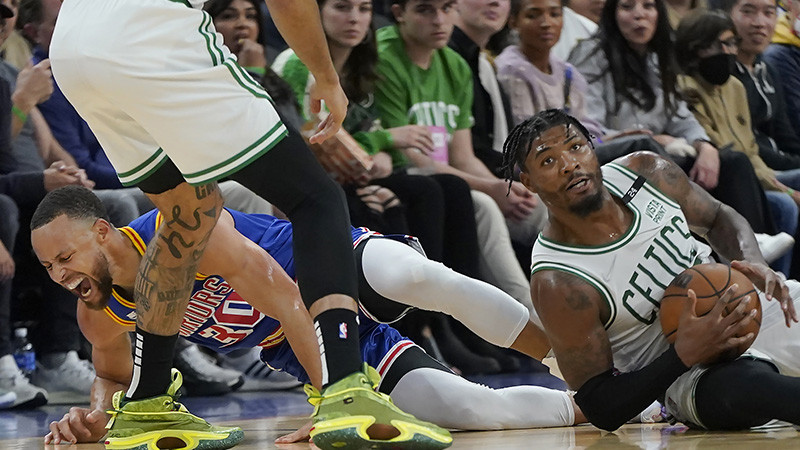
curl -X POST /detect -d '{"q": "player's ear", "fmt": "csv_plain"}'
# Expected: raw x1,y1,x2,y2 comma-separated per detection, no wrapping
92,218,112,242
519,171,538,194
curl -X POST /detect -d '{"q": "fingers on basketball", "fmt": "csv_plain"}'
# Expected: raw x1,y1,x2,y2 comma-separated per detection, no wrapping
660,263,762,361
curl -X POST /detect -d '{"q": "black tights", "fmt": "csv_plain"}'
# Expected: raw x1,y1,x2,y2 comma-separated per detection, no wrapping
227,129,358,305
695,358,800,429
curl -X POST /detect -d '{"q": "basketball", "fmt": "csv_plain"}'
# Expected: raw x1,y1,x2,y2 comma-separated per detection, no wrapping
660,263,761,362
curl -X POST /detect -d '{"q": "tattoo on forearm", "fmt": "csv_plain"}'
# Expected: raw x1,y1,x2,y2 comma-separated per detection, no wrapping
195,183,218,200
159,231,195,259
166,206,203,232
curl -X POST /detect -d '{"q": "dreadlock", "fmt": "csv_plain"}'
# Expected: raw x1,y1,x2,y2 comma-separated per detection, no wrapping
500,109,594,190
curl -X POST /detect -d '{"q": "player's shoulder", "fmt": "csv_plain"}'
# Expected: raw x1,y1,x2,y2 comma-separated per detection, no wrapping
611,151,683,189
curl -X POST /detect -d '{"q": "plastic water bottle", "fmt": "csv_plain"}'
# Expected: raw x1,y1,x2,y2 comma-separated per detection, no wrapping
12,328,35,378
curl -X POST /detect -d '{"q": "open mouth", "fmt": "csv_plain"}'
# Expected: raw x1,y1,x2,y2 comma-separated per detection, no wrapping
67,276,93,299
567,177,589,191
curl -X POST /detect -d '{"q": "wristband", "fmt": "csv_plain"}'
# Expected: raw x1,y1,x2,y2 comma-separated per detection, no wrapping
787,188,795,196
11,105,27,123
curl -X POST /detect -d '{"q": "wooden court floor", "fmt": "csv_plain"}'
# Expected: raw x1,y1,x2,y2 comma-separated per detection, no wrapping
3,415,800,449
1,391,798,449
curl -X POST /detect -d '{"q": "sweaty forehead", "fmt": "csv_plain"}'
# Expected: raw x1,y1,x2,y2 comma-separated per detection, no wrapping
531,124,577,149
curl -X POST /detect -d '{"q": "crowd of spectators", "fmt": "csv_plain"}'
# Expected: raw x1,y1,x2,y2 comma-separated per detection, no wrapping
1,0,799,410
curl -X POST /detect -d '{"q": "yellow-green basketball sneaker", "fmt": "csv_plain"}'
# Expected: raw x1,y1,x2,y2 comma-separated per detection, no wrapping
103,369,243,450
306,364,452,450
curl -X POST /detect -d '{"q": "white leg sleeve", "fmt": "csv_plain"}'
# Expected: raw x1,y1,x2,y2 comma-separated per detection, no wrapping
390,368,574,430
361,237,529,348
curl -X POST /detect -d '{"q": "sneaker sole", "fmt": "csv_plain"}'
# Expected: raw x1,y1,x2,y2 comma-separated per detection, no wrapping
105,428,244,450
311,416,452,450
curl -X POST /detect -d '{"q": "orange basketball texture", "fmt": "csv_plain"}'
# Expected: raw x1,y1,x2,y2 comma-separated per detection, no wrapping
660,263,761,362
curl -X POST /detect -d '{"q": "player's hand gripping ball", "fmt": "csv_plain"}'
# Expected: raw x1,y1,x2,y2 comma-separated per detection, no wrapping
660,263,761,362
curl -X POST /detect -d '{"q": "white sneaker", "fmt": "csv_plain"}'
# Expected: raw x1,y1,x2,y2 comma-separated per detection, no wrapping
218,347,302,392
174,343,244,396
31,351,95,395
629,400,665,423
755,232,795,263
0,354,47,408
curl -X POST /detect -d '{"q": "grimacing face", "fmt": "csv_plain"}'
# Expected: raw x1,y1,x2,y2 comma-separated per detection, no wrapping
519,124,604,217
31,215,114,311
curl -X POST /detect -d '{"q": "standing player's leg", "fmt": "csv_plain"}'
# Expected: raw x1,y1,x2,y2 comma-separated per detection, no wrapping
227,131,451,448
357,237,552,359
125,164,223,400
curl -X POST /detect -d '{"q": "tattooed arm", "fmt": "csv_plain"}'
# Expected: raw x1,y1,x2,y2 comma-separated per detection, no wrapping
619,152,763,263
531,268,753,430
619,153,796,325
200,211,322,389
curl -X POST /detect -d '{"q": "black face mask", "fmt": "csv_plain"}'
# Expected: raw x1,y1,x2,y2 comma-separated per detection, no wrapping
697,53,736,86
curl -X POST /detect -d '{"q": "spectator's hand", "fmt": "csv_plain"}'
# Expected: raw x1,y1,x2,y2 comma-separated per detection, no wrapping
0,241,14,282
388,125,434,154
44,407,108,445
43,161,85,191
12,59,53,111
365,151,393,181
275,419,312,444
731,260,798,327
236,39,267,69
673,285,758,366
773,179,800,208
60,165,95,189
489,179,537,221
308,78,348,145
688,142,720,190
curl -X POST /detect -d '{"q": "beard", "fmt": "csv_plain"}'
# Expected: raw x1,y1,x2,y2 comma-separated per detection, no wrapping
83,254,114,311
568,189,604,217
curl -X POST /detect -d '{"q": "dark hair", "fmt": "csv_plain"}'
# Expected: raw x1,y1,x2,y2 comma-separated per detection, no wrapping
501,109,594,180
17,0,41,33
674,11,736,74
319,0,378,103
31,186,110,231
582,0,679,116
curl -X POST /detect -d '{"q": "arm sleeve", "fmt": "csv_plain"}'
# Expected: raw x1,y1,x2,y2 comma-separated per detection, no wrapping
568,42,618,137
762,47,800,133
497,71,536,127
351,129,393,156
36,86,123,189
574,345,689,431
765,62,800,158
663,99,710,144
375,59,413,129
0,171,47,206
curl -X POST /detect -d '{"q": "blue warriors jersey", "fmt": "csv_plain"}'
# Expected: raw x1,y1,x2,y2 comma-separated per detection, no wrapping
105,209,413,382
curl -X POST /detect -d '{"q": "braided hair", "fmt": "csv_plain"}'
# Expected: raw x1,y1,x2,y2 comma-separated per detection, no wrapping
500,109,594,188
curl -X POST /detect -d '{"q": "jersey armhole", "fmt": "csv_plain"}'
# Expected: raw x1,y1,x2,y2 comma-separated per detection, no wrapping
531,262,617,329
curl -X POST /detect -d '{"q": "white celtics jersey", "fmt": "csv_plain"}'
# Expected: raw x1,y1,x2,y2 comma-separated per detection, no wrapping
530,163,713,373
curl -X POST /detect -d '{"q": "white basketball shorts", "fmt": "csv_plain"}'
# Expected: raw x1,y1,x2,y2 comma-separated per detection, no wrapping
50,0,287,186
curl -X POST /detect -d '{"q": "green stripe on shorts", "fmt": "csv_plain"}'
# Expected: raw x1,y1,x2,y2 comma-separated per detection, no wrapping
182,122,288,185
117,148,169,187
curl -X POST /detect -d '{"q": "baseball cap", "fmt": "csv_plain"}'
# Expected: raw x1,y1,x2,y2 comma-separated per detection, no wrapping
0,5,12,19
